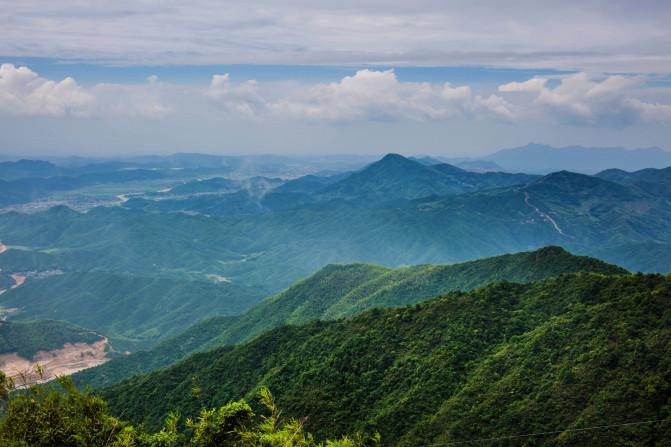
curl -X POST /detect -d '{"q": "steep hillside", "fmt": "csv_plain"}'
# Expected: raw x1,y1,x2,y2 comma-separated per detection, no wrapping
75,247,625,388
1,272,264,349
318,153,535,204
102,272,671,446
0,320,102,359
2,162,670,299
205,246,626,348
0,319,110,384
596,166,671,197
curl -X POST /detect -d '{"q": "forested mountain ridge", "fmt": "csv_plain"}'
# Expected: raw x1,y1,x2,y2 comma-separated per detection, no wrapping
0,320,102,359
101,272,671,445
74,246,625,388
1,271,264,350
1,155,670,294
316,153,538,204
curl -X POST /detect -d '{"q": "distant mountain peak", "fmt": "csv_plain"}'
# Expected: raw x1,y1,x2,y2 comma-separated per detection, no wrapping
484,143,671,174
372,153,418,169
380,153,408,162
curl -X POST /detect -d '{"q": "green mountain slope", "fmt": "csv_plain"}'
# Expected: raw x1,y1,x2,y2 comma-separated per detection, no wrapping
596,166,671,185
101,272,671,445
1,272,264,349
75,247,625,388
2,160,670,296
0,320,102,359
206,246,626,348
592,241,671,274
318,153,536,204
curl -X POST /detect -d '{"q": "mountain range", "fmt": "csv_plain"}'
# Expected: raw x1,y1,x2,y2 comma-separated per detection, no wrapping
73,246,625,388
481,143,671,174
2,148,671,444
101,269,671,445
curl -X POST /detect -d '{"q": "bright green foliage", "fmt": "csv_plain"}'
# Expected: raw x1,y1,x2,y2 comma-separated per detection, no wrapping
188,401,254,446
0,320,102,358
0,377,375,447
0,377,126,446
76,246,625,388
1,272,264,349
101,273,671,445
0,370,13,404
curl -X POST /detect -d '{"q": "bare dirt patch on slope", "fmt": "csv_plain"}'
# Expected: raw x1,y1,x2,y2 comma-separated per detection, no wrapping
9,274,26,289
0,338,110,385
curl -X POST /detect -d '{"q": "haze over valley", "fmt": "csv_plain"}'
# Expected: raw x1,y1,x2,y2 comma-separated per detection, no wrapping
2,1,671,445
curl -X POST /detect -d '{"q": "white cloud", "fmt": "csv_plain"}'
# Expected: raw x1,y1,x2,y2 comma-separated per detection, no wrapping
3,63,669,128
208,69,513,122
207,74,267,116
498,78,547,93
498,72,671,125
0,64,172,119
92,83,173,119
0,63,95,116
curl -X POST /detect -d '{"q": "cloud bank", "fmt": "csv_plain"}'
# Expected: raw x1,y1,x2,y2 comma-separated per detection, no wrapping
2,1,671,73
0,64,172,118
2,64,670,129
0,64,94,117
499,73,671,125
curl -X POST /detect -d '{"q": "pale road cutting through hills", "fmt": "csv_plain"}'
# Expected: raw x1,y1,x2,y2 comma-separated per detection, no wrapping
523,191,569,237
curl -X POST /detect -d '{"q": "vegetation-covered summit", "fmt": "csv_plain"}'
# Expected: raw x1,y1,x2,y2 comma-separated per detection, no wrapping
1,272,264,350
74,246,625,388
0,320,102,359
101,271,671,446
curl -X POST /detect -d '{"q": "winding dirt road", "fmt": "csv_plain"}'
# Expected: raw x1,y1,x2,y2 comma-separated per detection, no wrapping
523,191,569,237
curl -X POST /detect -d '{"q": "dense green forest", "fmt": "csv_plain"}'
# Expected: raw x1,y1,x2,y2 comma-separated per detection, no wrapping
1,272,264,350
0,320,102,358
74,246,625,388
0,373,376,446
1,154,671,445
2,155,671,301
100,272,671,445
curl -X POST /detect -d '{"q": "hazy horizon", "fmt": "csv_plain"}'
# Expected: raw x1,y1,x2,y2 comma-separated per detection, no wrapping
2,1,671,156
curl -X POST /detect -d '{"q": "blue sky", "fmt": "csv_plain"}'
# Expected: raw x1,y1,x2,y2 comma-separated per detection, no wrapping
1,0,670,157
0,57,574,85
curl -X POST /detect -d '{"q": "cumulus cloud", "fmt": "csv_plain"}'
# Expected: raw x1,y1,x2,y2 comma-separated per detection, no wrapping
92,83,173,119
207,74,267,116
208,69,513,122
0,64,172,119
498,73,671,125
0,63,95,116
4,64,669,127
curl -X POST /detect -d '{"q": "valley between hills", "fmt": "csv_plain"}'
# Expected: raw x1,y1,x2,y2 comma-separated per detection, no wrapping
1,147,670,445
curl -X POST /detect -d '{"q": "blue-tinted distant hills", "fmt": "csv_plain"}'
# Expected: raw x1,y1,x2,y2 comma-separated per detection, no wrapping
481,143,671,174
317,153,537,205
0,159,65,180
